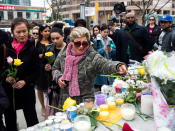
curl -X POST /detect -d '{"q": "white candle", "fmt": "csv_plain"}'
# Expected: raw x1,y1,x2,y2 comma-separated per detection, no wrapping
74,121,91,131
121,108,135,120
141,94,153,115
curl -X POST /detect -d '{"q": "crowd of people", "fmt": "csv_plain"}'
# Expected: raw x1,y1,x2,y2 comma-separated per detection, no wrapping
0,11,175,131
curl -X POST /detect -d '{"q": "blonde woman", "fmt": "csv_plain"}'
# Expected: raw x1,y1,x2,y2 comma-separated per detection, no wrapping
52,27,127,106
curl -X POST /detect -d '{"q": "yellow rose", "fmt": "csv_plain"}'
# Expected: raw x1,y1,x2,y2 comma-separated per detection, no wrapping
138,66,145,75
62,97,76,111
14,59,23,66
45,52,54,57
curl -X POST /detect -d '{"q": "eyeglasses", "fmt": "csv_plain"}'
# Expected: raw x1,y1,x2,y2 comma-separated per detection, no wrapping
32,32,38,35
73,40,89,47
149,19,155,21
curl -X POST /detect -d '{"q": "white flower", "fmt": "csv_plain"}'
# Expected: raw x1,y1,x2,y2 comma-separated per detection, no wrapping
112,79,129,89
125,79,135,87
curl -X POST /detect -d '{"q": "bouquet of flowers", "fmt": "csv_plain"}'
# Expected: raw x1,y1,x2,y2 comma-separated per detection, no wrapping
45,51,55,64
6,56,23,80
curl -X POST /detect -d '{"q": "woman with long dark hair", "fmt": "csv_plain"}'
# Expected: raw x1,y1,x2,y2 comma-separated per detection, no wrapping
2,18,39,131
36,24,51,117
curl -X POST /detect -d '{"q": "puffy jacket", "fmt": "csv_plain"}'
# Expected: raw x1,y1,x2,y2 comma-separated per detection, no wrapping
160,29,175,52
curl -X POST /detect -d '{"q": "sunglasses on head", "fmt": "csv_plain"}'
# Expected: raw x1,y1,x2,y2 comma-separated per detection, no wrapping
73,40,89,47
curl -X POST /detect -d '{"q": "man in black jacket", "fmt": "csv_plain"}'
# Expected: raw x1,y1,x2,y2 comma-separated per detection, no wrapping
116,12,153,64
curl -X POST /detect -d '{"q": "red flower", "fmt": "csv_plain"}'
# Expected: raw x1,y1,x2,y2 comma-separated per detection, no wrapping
122,123,134,131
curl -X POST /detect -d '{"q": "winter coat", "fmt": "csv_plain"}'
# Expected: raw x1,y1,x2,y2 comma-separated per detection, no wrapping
52,45,123,106
146,24,161,46
116,23,153,64
1,38,39,109
159,29,175,52
92,34,116,85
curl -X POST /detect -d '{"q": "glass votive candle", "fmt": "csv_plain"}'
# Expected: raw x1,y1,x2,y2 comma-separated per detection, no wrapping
99,111,110,120
121,103,136,121
116,98,124,105
107,101,116,110
83,96,94,109
73,115,91,131
99,104,108,111
95,91,106,106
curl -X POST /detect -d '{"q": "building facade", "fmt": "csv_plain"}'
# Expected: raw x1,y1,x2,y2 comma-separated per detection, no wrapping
59,0,175,25
0,4,45,27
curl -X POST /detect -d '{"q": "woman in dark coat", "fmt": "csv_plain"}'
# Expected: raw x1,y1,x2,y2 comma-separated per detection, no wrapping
35,24,51,117
2,18,39,131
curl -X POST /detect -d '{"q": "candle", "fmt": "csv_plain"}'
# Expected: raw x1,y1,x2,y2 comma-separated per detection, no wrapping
99,111,110,120
141,93,153,115
116,98,124,105
95,93,106,106
108,102,116,110
100,104,108,111
74,121,91,131
121,108,135,120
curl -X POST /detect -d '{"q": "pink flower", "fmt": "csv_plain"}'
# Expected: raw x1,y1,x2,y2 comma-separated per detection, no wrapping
7,56,13,64
136,92,141,98
148,51,153,54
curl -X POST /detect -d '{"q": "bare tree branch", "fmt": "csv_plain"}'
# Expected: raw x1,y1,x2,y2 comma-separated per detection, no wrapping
149,0,160,13
145,0,154,10
130,0,143,12
150,0,171,14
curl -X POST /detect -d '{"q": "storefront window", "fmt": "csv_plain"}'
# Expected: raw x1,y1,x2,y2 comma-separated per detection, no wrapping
8,11,13,20
17,12,22,18
0,11,4,20
26,12,31,19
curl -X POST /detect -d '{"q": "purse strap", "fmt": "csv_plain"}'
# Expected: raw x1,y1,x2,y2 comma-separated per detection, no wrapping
125,30,144,52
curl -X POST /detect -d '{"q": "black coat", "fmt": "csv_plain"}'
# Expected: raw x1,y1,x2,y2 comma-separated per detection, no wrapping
116,23,153,64
146,24,161,46
2,38,39,109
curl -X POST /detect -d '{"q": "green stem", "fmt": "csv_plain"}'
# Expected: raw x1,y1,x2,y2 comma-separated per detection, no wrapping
48,105,63,111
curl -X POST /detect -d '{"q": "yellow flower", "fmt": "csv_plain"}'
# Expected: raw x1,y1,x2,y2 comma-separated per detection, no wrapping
62,97,76,111
45,52,54,57
14,59,23,66
137,66,145,75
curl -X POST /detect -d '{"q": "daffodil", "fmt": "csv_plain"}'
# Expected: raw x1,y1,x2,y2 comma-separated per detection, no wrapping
137,66,145,75
45,52,54,57
62,97,76,111
14,59,23,66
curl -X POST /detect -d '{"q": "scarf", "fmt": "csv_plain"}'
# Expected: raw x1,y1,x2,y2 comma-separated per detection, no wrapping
12,39,27,55
60,43,89,96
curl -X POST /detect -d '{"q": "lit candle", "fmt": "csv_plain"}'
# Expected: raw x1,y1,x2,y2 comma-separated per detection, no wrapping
100,104,108,111
99,111,110,120
116,98,124,105
108,102,116,110
74,121,91,131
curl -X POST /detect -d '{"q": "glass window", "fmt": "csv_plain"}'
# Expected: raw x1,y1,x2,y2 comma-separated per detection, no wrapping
17,12,22,18
37,12,39,19
0,11,4,20
26,12,31,19
8,11,13,20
